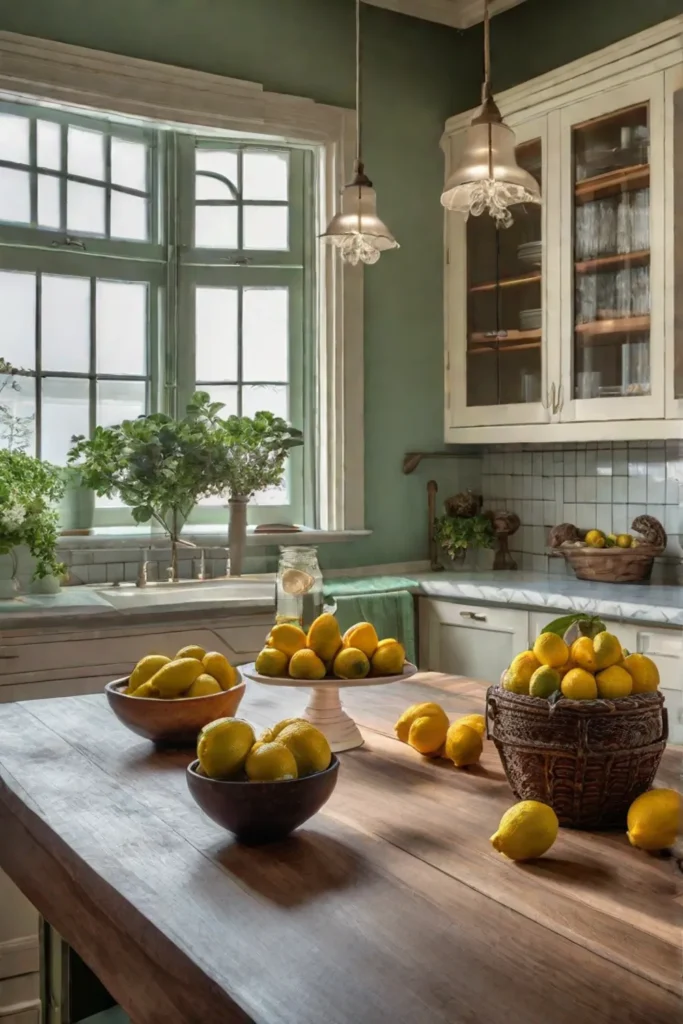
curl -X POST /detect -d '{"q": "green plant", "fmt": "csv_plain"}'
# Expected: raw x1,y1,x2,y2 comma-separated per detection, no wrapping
0,450,65,579
433,513,495,561
0,358,34,452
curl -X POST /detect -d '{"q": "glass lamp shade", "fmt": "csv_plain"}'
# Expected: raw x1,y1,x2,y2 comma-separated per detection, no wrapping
441,119,541,228
322,171,399,266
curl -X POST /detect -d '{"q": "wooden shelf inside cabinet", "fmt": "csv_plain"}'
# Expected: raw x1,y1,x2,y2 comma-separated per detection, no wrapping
469,272,541,294
575,315,650,339
469,342,541,354
575,163,649,201
575,249,650,273
469,329,541,354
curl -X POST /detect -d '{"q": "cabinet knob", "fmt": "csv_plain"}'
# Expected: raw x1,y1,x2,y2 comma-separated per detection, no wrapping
460,611,487,622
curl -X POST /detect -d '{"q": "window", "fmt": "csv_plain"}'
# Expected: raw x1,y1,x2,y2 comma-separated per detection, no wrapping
0,100,313,525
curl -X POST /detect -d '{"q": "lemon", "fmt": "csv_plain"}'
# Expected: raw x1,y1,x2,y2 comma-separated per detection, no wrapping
277,722,332,775
455,714,486,738
371,639,405,676
627,789,680,851
444,722,482,767
185,674,222,698
616,534,633,548
333,647,370,680
394,702,449,743
128,654,170,693
150,657,203,698
197,718,255,779
623,653,659,693
504,651,541,693
128,681,158,698
255,647,289,677
529,666,561,699
596,665,633,699
342,621,379,658
175,644,207,661
267,624,307,658
585,529,606,548
260,718,307,743
593,631,622,670
202,652,237,689
561,668,597,700
570,636,597,673
306,613,342,663
245,741,298,782
289,648,327,680
491,801,559,861
408,715,448,757
533,632,569,669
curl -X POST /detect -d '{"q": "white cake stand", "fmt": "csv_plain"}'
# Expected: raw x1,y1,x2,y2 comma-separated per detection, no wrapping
241,662,418,752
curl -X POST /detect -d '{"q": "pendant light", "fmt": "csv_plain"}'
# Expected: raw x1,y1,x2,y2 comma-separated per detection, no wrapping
440,0,541,227
321,0,399,265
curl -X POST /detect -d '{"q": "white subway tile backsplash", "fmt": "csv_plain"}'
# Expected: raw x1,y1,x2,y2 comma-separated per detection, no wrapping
87,565,107,584
647,474,666,504
613,449,628,476
628,476,647,503
564,477,576,502
596,505,612,533
576,450,586,475
564,450,576,475
577,477,596,502
576,503,595,526
612,505,628,533
543,477,555,500
596,477,612,503
612,477,628,503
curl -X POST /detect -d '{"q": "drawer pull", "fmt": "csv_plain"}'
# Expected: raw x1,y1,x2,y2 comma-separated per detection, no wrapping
460,611,487,622
0,651,19,659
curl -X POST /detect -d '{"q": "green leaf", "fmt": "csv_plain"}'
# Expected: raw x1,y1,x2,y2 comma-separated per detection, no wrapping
541,613,591,637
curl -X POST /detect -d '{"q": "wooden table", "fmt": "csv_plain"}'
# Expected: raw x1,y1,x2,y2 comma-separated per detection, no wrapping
0,674,680,1024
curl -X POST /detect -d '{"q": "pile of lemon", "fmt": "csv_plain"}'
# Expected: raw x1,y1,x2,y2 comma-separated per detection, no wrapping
503,629,659,701
394,702,486,767
197,715,331,782
254,613,406,681
125,645,237,699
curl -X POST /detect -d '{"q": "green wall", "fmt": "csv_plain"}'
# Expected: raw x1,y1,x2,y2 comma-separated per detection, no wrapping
0,0,479,569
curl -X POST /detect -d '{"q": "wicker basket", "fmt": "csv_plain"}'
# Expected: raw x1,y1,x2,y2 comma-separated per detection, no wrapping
561,544,660,583
486,686,668,828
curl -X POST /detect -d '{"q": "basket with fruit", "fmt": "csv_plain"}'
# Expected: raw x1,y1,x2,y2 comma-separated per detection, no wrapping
487,615,667,828
550,515,666,583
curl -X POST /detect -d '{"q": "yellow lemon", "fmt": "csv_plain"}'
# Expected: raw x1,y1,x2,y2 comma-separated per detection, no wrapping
627,789,680,851
444,722,482,767
150,657,203,698
202,652,237,689
491,801,559,861
570,636,598,673
623,653,660,693
533,632,569,669
394,702,448,743
175,644,207,661
128,681,159,698
267,624,307,658
260,718,307,743
128,654,170,693
585,529,605,548
561,668,597,700
255,647,289,678
596,665,633,699
503,650,541,694
455,714,486,738
197,718,255,779
371,639,405,676
557,658,575,679
529,666,561,699
333,647,370,680
616,534,633,548
306,613,342,663
408,715,448,757
185,674,222,698
245,741,298,782
342,622,379,659
289,648,327,680
277,721,331,775
593,631,622,670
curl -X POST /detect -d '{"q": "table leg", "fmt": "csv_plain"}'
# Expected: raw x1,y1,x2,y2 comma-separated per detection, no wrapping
303,685,364,752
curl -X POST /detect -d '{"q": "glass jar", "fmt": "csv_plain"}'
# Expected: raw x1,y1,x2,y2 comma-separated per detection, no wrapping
275,546,323,630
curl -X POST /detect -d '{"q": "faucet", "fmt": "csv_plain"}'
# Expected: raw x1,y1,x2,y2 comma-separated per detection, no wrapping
136,550,150,588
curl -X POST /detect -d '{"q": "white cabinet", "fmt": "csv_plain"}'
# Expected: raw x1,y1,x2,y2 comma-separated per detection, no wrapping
419,598,529,683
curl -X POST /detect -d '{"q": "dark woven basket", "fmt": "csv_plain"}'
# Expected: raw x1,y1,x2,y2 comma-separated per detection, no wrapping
486,686,667,829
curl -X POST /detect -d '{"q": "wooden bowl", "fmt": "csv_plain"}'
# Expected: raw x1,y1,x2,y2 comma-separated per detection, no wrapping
186,756,340,844
105,675,245,746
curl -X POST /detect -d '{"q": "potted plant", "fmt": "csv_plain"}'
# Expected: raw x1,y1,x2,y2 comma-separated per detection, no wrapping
68,397,223,581
0,358,33,454
191,393,304,576
433,491,495,569
59,466,96,535
0,450,65,598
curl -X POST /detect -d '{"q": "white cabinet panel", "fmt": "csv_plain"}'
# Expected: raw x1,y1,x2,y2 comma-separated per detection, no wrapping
419,599,529,684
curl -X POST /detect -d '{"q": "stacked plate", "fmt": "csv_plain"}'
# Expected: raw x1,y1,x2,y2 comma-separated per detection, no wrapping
519,308,542,331
518,241,542,266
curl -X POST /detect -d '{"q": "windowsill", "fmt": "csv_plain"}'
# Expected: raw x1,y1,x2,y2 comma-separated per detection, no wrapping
57,526,371,550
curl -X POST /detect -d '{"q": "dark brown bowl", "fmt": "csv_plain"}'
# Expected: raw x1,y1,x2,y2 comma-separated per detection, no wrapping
186,755,340,844
105,676,245,747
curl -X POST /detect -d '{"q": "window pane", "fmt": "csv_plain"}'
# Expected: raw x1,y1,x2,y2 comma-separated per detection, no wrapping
41,376,89,466
0,271,36,369
97,379,146,427
195,205,237,248
200,384,238,417
243,152,288,200
0,113,29,164
195,288,238,381
242,288,288,382
96,281,147,376
42,275,90,373
67,181,105,235
0,373,35,453
196,150,238,193
37,121,61,170
0,167,30,223
111,191,148,241
111,137,147,191
243,206,288,250
67,126,105,180
38,174,61,229
242,384,288,420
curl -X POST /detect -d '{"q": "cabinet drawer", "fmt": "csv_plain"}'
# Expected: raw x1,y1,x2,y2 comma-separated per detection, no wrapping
613,623,683,694
419,599,529,684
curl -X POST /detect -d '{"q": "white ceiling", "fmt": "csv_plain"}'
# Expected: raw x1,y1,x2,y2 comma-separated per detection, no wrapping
362,0,529,29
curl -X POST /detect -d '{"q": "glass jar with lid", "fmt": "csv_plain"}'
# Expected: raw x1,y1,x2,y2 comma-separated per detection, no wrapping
275,546,323,630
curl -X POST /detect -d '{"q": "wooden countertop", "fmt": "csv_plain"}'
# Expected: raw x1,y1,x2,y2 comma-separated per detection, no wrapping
0,674,680,1024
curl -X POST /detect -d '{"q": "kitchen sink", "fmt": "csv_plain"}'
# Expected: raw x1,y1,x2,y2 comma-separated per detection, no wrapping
97,578,274,610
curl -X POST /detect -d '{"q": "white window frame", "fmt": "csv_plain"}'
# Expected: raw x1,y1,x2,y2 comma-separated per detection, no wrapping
0,30,364,532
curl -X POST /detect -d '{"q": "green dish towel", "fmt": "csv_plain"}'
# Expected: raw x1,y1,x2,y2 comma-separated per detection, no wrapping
325,589,416,665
